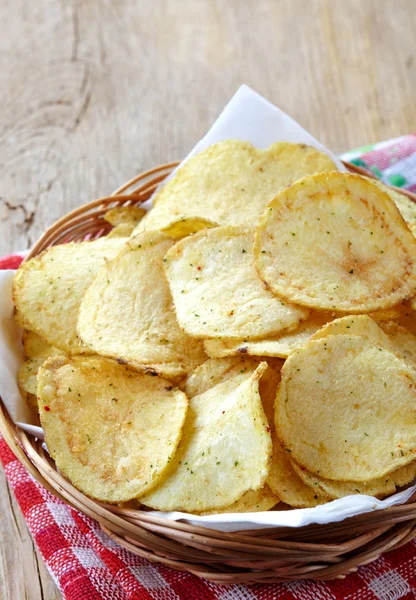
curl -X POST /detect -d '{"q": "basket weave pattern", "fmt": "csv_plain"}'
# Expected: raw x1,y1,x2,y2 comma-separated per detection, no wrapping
1,161,416,584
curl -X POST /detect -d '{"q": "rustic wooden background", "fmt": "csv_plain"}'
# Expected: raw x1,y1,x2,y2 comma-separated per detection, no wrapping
1,0,415,598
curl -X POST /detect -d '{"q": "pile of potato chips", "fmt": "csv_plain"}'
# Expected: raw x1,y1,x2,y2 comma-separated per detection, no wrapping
12,140,416,513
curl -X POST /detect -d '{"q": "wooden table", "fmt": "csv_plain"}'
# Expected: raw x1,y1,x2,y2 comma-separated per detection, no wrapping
1,0,415,597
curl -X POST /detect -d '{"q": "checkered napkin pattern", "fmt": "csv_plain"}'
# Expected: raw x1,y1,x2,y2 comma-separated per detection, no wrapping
2,135,416,600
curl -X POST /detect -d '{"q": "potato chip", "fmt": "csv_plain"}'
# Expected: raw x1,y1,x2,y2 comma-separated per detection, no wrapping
22,330,54,358
104,205,146,227
185,356,281,431
78,232,206,379
165,226,308,339
267,436,329,507
290,460,396,499
370,179,416,230
134,141,337,232
18,350,64,396
198,485,279,514
379,321,416,365
255,172,416,312
311,314,393,350
38,356,188,502
106,223,135,238
389,461,416,488
157,217,217,239
276,334,416,481
369,305,409,321
203,312,332,358
13,238,126,354
184,356,259,398
140,363,272,512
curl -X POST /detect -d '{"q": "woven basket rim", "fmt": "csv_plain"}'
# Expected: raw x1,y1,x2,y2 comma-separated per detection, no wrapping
2,158,416,584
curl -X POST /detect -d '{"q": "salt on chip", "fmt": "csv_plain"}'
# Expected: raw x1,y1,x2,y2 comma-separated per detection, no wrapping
276,334,416,481
290,460,396,499
267,435,329,507
255,172,416,312
203,312,332,358
18,348,64,396
78,231,206,379
13,238,126,354
140,363,272,512
198,485,279,515
165,226,308,339
38,356,188,503
134,140,337,232
104,205,146,227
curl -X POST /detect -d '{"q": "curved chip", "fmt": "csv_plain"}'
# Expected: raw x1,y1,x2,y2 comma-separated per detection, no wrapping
390,461,416,488
379,321,416,366
135,141,337,232
157,217,217,239
267,436,329,507
22,330,53,358
165,226,308,339
276,334,416,481
185,356,281,432
104,205,147,227
38,356,188,503
311,314,394,349
184,356,259,398
140,363,272,512
198,486,279,515
290,460,396,499
13,238,126,354
204,312,333,358
255,172,416,312
106,223,135,238
78,232,206,379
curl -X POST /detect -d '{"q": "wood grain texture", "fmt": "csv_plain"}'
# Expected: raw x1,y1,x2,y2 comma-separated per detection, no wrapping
0,0,415,597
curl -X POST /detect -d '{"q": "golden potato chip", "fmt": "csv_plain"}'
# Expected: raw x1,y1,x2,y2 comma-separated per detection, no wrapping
203,312,332,358
135,141,337,232
13,238,126,354
38,356,188,502
267,436,329,507
157,217,217,239
184,356,259,398
255,172,416,312
369,305,409,321
104,205,146,227
78,232,206,379
390,461,416,488
370,179,416,229
290,460,396,499
198,486,279,514
164,226,308,340
276,334,416,481
140,363,272,512
397,309,416,335
106,223,135,238
379,321,416,365
18,350,64,396
311,315,393,350
185,356,280,431
22,330,53,358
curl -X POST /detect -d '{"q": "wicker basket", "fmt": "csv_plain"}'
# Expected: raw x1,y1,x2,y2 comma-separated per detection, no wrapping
2,160,416,585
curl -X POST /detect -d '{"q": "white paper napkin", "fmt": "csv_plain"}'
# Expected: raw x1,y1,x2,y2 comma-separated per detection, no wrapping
2,85,413,531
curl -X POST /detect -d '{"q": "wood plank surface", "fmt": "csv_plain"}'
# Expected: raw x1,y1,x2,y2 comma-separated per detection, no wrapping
1,0,415,598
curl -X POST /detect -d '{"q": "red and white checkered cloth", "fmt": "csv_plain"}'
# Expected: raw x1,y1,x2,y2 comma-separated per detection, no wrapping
2,135,416,599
